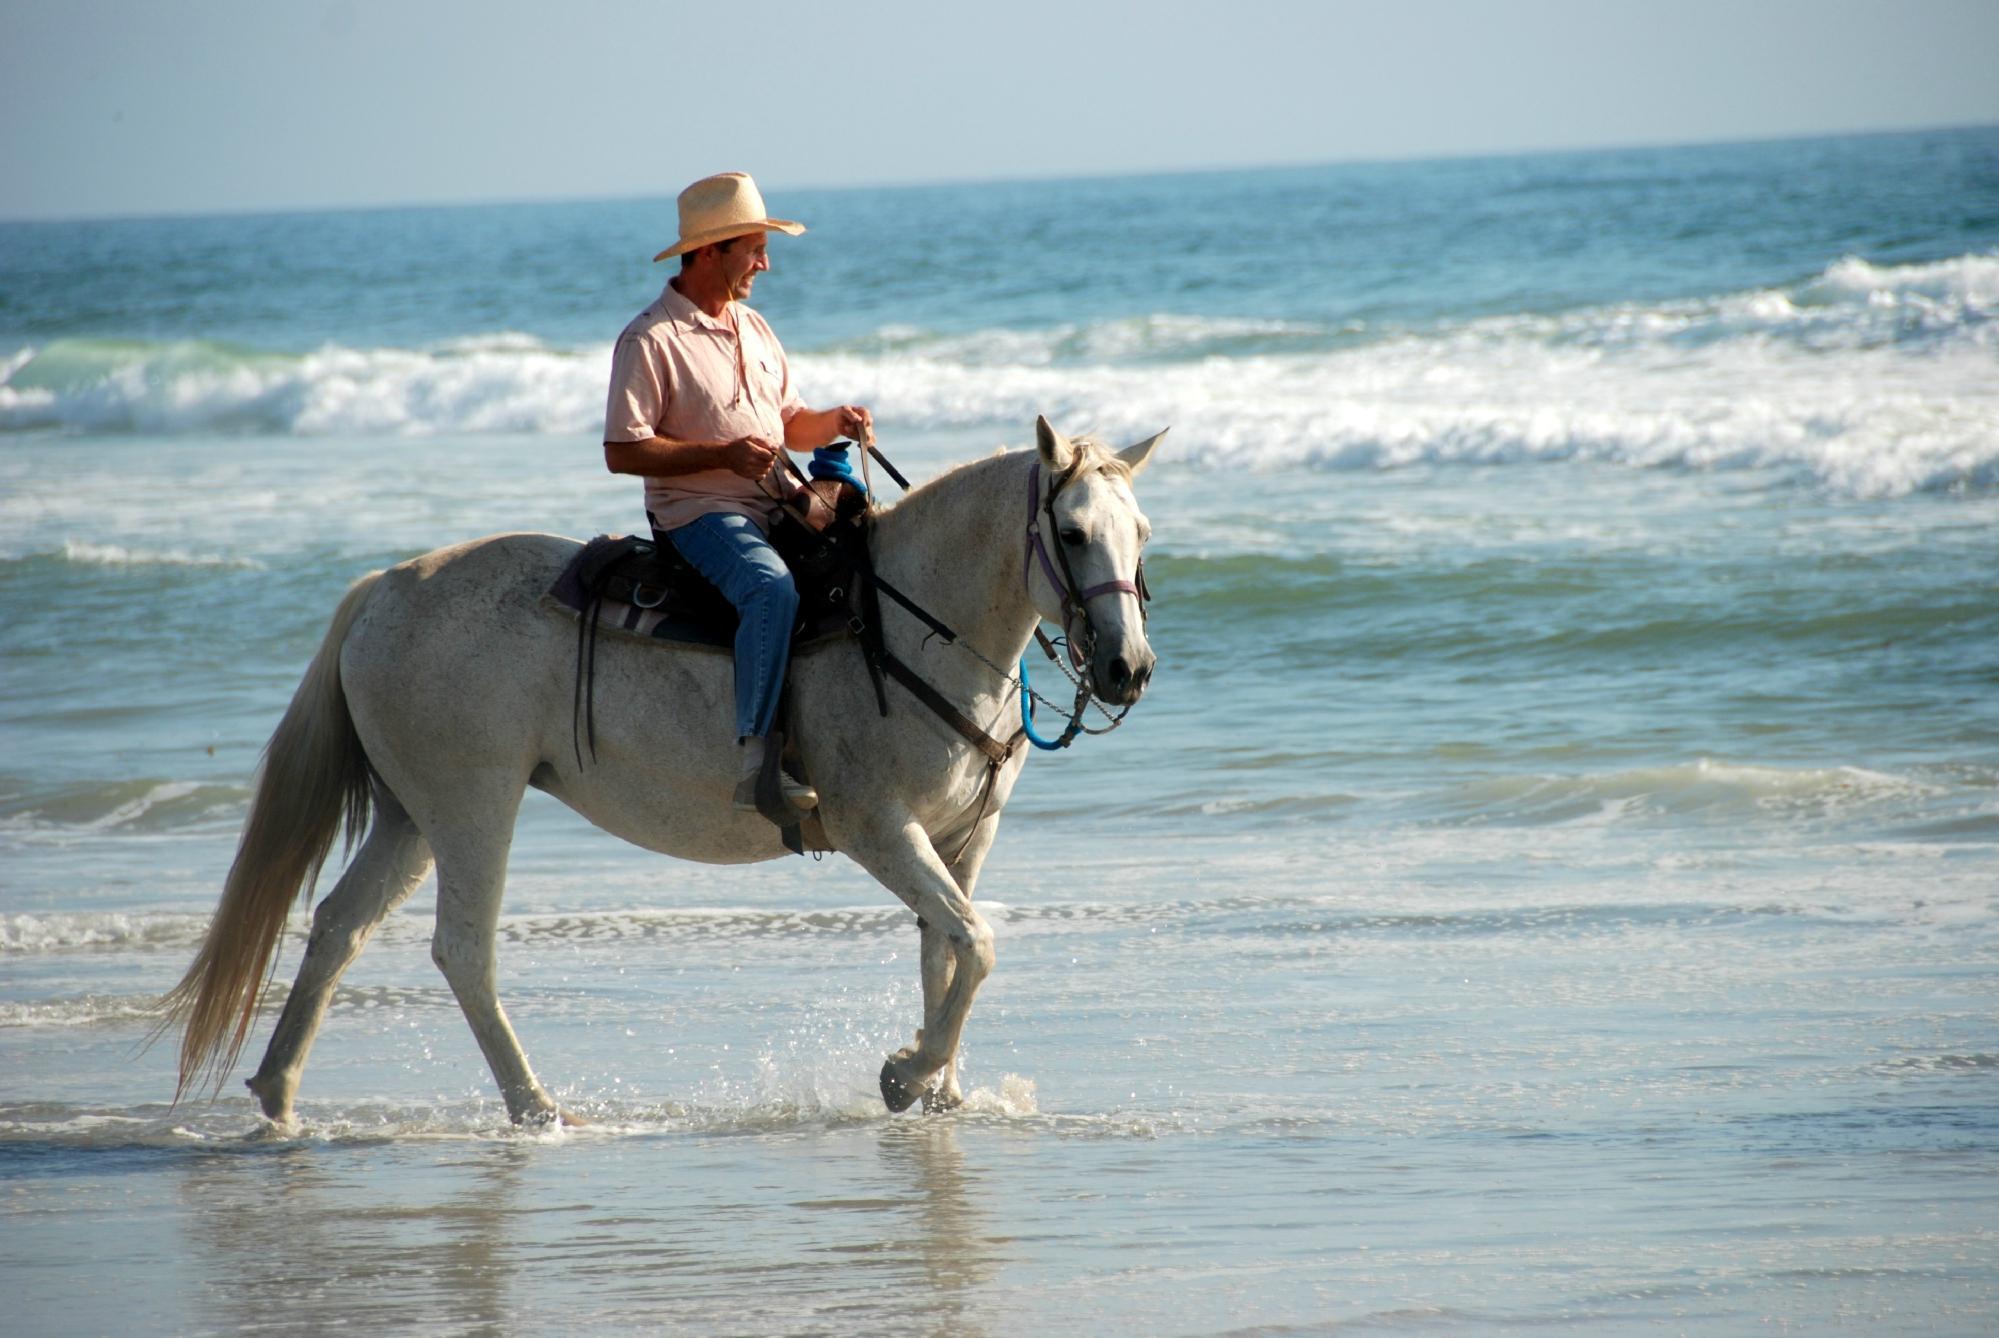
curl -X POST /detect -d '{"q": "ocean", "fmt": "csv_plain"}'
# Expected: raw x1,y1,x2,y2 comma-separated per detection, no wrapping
3,126,1997,1334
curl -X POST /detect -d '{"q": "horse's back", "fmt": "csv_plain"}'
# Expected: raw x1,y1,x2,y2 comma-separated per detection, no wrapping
384,530,580,605
336,531,762,859
338,533,583,783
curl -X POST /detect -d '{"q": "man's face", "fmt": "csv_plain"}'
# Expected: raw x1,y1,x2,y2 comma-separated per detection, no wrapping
720,231,771,301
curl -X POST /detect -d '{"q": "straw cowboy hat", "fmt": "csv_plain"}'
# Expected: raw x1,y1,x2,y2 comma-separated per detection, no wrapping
652,172,806,262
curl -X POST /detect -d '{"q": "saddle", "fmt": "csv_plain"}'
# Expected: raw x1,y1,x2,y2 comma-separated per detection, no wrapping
550,477,870,651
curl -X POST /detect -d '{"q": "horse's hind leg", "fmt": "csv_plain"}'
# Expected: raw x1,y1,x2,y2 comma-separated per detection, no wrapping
426,816,565,1126
247,786,433,1126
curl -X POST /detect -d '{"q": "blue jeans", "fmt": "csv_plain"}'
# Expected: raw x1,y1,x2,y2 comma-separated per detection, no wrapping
663,512,798,741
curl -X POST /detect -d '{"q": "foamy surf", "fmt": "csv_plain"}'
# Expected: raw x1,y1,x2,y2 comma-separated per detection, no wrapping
1423,758,1950,827
0,1075,1108,1150
50,540,263,570
5,254,1994,496
0,911,217,955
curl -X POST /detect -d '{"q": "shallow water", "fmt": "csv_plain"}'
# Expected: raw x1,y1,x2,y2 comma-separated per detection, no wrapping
5,129,1999,1333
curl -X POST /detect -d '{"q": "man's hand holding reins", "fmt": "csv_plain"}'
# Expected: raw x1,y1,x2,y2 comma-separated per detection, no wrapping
720,435,780,480
837,405,874,446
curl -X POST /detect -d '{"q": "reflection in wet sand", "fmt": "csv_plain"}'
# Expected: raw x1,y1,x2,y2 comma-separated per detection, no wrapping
877,1119,1003,1331
180,1141,528,1334
164,1119,1020,1334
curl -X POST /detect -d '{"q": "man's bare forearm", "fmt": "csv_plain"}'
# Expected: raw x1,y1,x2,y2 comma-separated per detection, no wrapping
605,434,786,482
603,436,731,478
783,404,872,452
782,409,844,452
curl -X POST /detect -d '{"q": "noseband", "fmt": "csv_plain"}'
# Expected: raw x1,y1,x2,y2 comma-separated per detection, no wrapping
1023,460,1150,666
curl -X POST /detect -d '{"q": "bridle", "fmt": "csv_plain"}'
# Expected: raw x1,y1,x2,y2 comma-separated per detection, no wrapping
1022,458,1151,673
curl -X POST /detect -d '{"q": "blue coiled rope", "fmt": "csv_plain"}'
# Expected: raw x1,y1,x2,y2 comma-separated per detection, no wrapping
1018,655,1071,750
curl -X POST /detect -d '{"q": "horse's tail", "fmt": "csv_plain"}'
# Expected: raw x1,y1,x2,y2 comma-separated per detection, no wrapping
158,569,385,1102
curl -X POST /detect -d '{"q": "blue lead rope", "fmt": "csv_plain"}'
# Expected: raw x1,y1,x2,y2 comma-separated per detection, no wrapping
1018,655,1071,750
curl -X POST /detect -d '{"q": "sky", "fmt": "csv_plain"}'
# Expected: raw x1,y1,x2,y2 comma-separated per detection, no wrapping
3,0,1997,221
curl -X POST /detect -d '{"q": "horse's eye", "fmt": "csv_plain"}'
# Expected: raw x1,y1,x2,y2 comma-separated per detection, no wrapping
1060,527,1086,547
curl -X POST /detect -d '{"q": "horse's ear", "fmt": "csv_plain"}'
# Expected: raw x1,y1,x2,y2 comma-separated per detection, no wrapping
1035,414,1075,471
1117,427,1168,478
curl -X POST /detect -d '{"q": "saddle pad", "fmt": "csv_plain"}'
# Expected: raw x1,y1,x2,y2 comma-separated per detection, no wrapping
543,535,726,648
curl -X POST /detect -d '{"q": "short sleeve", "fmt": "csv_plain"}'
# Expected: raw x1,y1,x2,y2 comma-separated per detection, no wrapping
604,332,669,443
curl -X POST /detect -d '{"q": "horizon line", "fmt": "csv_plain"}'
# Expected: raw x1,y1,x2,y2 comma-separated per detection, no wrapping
5,120,1993,228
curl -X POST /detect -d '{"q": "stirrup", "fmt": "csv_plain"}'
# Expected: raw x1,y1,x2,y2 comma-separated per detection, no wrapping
735,724,819,821
733,772,818,813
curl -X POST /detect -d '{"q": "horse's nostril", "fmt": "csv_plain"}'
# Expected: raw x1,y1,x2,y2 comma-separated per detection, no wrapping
1109,656,1132,689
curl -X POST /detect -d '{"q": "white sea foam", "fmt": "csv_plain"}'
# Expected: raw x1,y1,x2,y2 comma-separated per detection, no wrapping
0,994,159,1028
1809,252,1999,315
0,335,603,437
53,540,262,569
3,255,1993,497
1425,757,1947,828
0,911,214,954
0,905,914,956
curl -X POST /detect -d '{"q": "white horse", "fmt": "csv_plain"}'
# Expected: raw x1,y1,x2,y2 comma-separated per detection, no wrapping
163,416,1162,1126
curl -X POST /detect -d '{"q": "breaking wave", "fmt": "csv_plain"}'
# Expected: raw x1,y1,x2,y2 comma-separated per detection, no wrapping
42,540,263,570
0,779,250,836
3,254,1994,496
1414,758,1957,828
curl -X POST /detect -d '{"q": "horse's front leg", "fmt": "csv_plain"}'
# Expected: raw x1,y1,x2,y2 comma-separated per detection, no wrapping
914,814,1003,1112
842,814,996,1113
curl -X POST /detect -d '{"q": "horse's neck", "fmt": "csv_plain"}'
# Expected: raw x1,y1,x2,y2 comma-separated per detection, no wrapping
870,452,1038,681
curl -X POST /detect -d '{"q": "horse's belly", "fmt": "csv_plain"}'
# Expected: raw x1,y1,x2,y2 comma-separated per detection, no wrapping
534,765,796,866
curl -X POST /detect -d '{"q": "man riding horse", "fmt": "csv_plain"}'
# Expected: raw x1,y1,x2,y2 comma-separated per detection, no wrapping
155,174,1166,1127
602,171,872,818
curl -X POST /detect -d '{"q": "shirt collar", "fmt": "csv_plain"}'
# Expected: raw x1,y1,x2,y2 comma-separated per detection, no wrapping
655,279,738,335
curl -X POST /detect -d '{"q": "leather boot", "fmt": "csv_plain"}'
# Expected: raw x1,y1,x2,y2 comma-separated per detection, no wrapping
732,736,819,812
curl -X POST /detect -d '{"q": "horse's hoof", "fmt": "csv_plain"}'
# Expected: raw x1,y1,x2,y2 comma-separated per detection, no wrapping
558,1108,589,1129
920,1087,963,1115
245,1073,293,1126
879,1059,925,1113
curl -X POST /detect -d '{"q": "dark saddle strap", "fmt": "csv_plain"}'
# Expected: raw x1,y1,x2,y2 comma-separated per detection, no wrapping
876,649,1024,770
848,534,1023,768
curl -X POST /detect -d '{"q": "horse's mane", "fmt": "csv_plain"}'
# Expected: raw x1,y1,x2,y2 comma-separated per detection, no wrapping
883,437,1131,515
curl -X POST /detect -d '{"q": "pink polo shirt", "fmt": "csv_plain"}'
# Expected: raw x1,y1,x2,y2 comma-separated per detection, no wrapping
603,280,806,533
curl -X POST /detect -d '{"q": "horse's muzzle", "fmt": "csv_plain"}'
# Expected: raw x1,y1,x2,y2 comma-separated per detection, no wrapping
1095,647,1155,705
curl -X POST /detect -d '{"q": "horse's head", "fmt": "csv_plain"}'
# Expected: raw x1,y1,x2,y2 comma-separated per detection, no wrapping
1030,414,1165,706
